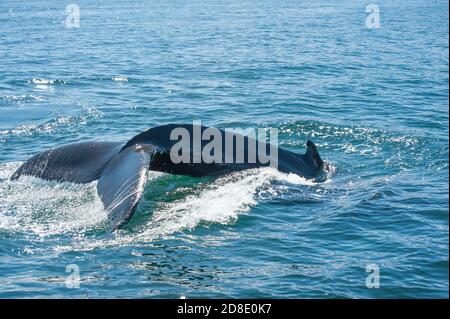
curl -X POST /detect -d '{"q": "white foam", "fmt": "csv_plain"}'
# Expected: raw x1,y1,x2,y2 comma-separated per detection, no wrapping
111,77,128,82
125,168,316,243
1,94,44,103
30,79,54,85
0,162,106,237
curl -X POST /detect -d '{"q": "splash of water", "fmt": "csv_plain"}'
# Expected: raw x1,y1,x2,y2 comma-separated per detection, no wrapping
0,162,326,254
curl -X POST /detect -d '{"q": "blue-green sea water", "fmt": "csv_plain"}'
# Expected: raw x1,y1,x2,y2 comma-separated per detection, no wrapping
0,0,448,298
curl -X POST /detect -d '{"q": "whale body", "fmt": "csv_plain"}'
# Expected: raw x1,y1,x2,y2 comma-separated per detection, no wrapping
11,124,324,229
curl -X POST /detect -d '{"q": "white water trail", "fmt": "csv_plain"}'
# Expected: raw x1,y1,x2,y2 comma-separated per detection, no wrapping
0,162,326,253
64,168,317,252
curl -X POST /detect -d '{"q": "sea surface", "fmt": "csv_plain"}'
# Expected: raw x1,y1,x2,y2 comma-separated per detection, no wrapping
0,0,448,298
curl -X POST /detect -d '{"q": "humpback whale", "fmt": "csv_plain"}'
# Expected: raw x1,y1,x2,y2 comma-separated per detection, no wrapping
10,124,324,229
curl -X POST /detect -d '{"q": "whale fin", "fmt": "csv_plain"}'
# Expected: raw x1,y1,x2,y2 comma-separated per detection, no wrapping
305,140,324,171
10,141,123,183
97,144,160,229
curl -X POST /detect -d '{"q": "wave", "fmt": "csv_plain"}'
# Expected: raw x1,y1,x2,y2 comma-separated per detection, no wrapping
27,76,131,86
111,77,128,82
276,119,448,171
0,104,102,139
1,94,45,104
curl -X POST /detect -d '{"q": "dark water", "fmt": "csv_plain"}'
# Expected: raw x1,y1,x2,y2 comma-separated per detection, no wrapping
0,0,448,298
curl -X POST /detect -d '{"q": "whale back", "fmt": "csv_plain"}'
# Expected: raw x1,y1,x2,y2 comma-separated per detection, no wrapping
124,124,324,178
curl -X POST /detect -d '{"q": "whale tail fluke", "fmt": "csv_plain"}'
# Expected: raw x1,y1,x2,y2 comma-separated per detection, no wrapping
10,141,158,229
10,141,123,183
96,144,153,229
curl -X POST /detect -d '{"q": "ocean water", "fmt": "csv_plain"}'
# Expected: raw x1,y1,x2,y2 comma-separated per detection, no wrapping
0,0,448,298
